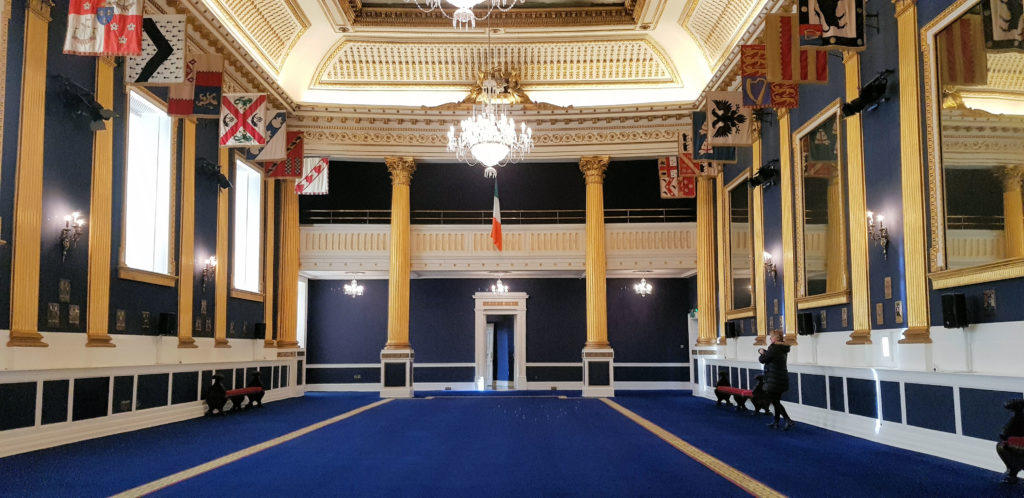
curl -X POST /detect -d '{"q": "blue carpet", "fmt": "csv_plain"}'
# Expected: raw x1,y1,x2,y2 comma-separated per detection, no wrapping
612,391,1021,497
149,396,748,497
0,393,379,497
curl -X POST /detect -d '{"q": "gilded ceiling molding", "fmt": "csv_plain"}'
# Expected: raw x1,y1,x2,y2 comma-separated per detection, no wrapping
202,0,310,74
679,0,768,70
984,52,1024,91
940,110,1024,166
338,3,639,29
313,39,678,89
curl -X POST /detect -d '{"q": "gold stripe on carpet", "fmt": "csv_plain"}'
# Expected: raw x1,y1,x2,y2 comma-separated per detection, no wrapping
112,399,393,498
601,398,785,498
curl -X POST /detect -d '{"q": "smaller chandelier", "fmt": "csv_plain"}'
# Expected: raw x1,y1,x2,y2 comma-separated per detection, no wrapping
344,279,364,298
406,0,527,30
633,277,652,297
491,278,509,294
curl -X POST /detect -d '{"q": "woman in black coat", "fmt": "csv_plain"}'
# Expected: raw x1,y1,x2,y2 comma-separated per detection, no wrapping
758,329,795,430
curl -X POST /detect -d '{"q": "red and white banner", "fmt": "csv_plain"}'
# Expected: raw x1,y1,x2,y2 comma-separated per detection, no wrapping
64,0,143,56
266,132,303,178
491,180,502,251
658,157,696,199
219,94,267,148
296,157,329,195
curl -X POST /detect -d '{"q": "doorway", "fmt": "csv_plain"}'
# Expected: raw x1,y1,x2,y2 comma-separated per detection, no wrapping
474,292,527,390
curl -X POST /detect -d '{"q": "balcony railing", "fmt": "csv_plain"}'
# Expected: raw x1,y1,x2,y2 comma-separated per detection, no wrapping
301,207,696,225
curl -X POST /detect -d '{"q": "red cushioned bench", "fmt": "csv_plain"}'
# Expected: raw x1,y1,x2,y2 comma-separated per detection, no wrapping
715,386,754,411
225,386,264,411
1008,437,1024,449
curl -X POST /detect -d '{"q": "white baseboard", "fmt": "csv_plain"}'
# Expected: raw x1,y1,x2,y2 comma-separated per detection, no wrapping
615,381,691,390
305,383,380,392
0,389,301,458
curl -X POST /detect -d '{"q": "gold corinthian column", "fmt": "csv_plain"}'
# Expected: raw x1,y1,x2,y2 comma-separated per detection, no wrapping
696,169,718,346
277,181,301,348
998,166,1024,259
580,156,614,397
381,157,416,398
894,0,931,344
844,52,872,345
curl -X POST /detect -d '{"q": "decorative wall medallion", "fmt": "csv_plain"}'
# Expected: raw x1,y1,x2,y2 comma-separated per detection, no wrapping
141,311,151,330
47,303,60,328
69,304,80,326
875,303,884,325
894,300,904,324
116,309,127,331
884,277,892,300
201,299,208,315
58,279,71,303
841,307,848,327
205,317,212,333
983,289,996,313
819,310,827,330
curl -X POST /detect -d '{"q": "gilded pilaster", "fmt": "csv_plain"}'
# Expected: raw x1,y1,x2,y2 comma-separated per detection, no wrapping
85,57,116,347
715,171,727,345
778,109,797,344
214,147,230,348
277,181,300,348
844,52,872,345
894,0,931,344
997,166,1024,259
176,118,197,348
696,171,718,346
8,0,54,347
751,135,767,346
263,179,276,347
580,156,610,348
384,157,415,349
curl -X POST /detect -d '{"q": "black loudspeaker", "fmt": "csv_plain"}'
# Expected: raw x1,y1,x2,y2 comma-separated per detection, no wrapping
797,312,815,336
254,322,267,340
157,312,177,336
942,293,968,329
724,322,737,339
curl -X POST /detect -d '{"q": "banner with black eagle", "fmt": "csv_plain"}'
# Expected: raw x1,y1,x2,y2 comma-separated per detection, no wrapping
706,92,753,146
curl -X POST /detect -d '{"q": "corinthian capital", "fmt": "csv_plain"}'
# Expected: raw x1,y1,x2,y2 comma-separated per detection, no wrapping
385,156,416,186
579,156,610,184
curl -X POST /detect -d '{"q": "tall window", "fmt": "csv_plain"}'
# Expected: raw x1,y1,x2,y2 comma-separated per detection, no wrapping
233,160,262,292
124,90,173,274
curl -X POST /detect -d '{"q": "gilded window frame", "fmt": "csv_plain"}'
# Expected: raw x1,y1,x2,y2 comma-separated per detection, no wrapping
921,0,1024,289
792,98,851,308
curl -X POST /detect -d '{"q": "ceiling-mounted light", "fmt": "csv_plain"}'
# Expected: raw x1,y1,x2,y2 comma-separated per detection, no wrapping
633,272,653,297
344,279,364,298
406,0,527,30
491,277,509,294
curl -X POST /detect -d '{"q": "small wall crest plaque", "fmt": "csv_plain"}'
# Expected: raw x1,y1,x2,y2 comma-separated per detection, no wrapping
59,279,71,303
69,304,80,327
875,303,884,325
883,277,892,300
47,303,60,328
116,309,127,331
895,300,904,324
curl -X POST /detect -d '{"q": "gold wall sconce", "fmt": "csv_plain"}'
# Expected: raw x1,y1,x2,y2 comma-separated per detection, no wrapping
201,256,217,294
763,251,777,284
60,211,85,262
867,211,890,259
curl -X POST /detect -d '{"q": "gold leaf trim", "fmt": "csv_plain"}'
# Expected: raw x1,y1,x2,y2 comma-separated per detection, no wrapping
796,290,851,309
929,258,1024,289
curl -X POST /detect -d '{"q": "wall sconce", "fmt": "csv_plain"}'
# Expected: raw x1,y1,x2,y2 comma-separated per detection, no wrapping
201,256,217,294
763,251,777,285
60,211,85,262
867,211,890,259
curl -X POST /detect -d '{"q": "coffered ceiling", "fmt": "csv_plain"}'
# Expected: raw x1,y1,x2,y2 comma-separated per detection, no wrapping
196,0,770,108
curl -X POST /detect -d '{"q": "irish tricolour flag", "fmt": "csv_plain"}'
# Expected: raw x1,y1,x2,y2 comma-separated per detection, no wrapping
491,180,502,251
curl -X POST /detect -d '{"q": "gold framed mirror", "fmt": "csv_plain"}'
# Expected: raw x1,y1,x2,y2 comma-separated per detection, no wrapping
923,0,1024,288
724,172,755,318
793,99,850,308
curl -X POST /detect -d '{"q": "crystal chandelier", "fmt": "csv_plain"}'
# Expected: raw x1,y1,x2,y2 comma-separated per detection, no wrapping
633,276,652,297
406,0,527,30
447,23,532,177
491,278,509,294
344,279,364,298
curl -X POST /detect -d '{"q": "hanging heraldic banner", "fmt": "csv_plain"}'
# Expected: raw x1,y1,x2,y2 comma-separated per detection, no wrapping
692,111,737,163
246,110,287,162
125,16,186,84
798,0,866,51
266,132,304,178
706,92,753,146
64,0,143,56
220,94,267,148
296,157,329,195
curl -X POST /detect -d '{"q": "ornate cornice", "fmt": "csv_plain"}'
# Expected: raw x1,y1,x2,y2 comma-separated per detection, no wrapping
891,0,917,19
342,4,639,29
385,156,416,186
203,0,310,74
580,156,610,184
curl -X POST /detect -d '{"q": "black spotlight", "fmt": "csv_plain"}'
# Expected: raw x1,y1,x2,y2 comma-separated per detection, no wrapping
842,69,894,117
51,74,118,131
198,158,233,189
748,159,779,190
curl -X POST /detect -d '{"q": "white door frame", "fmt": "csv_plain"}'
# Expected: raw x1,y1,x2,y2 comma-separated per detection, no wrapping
473,292,528,390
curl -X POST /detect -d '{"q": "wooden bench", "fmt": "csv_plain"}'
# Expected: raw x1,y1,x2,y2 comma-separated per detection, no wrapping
1008,436,1024,449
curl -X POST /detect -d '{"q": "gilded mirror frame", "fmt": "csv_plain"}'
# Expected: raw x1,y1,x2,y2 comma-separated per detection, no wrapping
922,0,1024,288
792,99,851,308
723,170,755,319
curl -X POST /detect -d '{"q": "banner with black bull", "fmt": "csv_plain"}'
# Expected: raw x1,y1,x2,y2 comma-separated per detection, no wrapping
798,0,866,51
